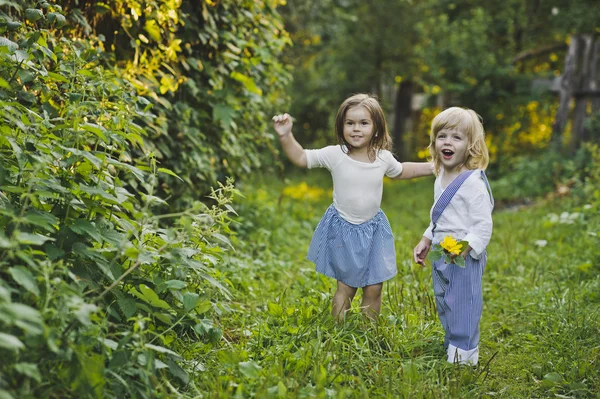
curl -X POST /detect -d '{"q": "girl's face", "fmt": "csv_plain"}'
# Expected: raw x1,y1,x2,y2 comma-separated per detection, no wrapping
435,128,469,172
343,106,375,152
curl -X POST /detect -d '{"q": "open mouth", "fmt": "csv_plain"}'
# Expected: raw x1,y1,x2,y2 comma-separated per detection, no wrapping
441,149,454,158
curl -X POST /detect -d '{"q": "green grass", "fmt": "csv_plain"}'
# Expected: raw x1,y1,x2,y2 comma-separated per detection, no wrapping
191,170,600,398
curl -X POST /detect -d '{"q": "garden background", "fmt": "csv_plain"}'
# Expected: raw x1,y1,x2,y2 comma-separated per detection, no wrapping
1,0,599,397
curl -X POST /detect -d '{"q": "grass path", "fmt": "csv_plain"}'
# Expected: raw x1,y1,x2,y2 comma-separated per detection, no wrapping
195,172,600,398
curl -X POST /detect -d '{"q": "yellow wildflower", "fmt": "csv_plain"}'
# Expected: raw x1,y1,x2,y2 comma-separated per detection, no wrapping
282,182,327,201
440,235,463,255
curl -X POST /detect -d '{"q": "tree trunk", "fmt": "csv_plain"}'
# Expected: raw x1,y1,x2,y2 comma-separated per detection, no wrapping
551,36,579,146
590,39,600,115
392,81,414,159
571,35,597,153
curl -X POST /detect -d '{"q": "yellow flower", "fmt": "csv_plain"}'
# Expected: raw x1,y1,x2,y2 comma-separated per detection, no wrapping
440,235,463,255
282,182,327,201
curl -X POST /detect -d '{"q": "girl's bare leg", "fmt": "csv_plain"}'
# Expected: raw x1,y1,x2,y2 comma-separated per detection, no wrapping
361,283,383,320
332,280,357,321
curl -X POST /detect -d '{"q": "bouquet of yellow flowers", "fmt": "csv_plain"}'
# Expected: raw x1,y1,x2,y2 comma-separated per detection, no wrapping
428,235,468,267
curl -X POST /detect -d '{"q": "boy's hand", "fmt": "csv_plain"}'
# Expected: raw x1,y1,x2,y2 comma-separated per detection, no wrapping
272,113,293,137
413,237,432,266
449,245,472,262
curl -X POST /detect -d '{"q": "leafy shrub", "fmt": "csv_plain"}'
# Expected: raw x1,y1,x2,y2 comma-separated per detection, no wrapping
0,3,240,397
492,145,593,203
58,0,292,205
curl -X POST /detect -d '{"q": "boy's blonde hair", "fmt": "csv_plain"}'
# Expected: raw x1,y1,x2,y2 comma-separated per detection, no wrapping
334,94,392,158
428,107,489,175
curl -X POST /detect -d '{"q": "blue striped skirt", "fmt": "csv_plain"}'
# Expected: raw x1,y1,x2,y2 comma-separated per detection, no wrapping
307,205,397,288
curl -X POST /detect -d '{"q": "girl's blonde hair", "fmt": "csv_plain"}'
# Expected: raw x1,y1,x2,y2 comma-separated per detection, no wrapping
428,107,489,175
334,94,392,159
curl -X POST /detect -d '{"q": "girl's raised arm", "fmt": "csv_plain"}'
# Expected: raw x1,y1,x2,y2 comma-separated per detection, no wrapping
394,162,434,180
273,113,308,168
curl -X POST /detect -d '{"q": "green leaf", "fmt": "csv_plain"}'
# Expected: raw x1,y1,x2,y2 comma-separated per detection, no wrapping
44,243,64,260
72,243,114,280
0,332,25,351
212,233,233,249
144,19,161,42
157,167,183,181
79,354,105,396
158,280,187,292
15,232,54,245
22,210,58,232
78,183,119,202
183,292,199,311
208,327,222,344
428,247,443,262
153,312,172,324
7,21,22,31
14,363,41,383
77,69,94,77
267,302,283,316
0,76,12,91
134,284,171,309
0,232,13,249
239,361,261,379
0,303,43,324
541,372,564,388
0,37,19,52
106,159,146,182
81,123,107,141
36,40,56,62
9,267,39,296
47,72,68,82
194,319,212,335
144,344,182,359
47,12,66,28
231,72,263,95
24,8,44,22
69,220,103,242
195,300,212,315
117,297,137,318
166,359,189,384
454,256,466,268
212,104,236,126
0,389,15,399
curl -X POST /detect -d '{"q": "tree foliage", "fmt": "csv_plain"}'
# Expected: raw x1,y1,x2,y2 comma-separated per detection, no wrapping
281,0,600,164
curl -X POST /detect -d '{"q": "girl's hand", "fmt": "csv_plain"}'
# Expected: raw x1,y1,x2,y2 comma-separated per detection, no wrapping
413,237,432,266
272,113,293,137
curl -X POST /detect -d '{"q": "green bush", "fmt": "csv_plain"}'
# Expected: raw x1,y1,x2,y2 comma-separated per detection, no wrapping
59,0,292,205
492,145,593,203
0,3,240,397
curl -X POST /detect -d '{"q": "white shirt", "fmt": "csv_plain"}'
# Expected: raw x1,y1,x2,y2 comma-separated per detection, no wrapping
305,145,403,224
423,169,493,259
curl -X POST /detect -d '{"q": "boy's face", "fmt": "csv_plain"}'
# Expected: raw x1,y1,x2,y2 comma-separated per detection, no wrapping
343,105,375,152
435,128,469,172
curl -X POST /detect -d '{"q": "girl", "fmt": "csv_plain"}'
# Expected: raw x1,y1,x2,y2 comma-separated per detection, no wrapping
413,107,494,366
273,93,433,320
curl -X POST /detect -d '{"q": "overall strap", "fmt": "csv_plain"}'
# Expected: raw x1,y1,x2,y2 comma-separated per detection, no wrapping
480,170,495,209
431,169,475,235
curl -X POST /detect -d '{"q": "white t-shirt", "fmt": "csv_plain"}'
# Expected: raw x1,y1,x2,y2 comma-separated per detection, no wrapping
304,145,403,224
423,169,493,259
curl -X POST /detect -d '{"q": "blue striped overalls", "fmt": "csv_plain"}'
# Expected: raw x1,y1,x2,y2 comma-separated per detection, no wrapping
430,170,493,361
